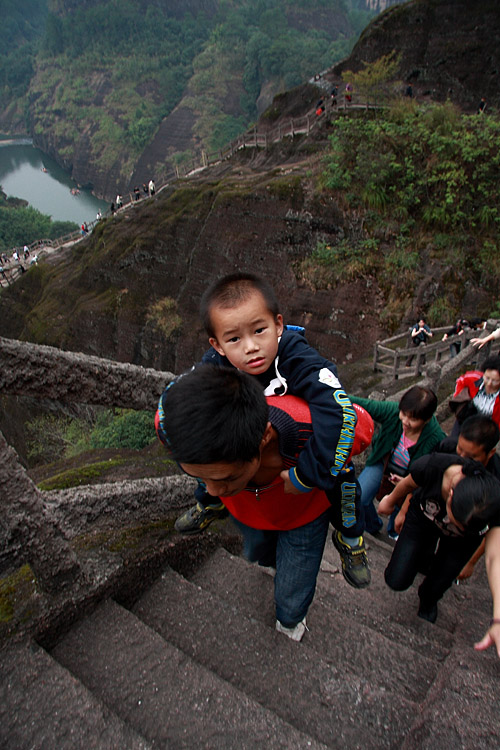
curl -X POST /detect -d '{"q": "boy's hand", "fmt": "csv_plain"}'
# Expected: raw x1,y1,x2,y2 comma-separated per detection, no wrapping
280,469,304,495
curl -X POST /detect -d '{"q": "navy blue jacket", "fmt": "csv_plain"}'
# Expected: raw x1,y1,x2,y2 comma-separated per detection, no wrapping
201,328,356,493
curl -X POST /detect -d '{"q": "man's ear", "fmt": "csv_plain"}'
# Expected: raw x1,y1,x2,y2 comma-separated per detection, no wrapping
209,337,225,357
259,422,274,449
276,314,284,337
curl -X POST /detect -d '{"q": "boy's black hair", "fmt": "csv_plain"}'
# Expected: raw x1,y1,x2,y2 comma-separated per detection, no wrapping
481,355,500,375
158,365,269,464
460,415,499,454
200,272,280,338
399,386,437,422
452,460,500,533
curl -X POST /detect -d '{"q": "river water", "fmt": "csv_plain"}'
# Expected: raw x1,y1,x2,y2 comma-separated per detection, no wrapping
0,137,108,224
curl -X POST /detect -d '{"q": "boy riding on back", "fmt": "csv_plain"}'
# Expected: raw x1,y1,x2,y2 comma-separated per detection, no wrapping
172,272,371,588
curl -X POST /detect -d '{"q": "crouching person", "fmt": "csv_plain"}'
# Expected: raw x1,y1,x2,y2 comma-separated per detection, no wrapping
379,453,500,656
157,365,341,642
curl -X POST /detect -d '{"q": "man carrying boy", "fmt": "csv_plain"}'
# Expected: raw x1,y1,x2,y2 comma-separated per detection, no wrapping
158,365,353,640
172,272,370,589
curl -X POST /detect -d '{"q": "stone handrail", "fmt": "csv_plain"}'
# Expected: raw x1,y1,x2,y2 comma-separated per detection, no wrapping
0,336,180,594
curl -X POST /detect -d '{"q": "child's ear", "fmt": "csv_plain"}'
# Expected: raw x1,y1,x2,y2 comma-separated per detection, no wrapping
209,337,226,356
276,314,284,336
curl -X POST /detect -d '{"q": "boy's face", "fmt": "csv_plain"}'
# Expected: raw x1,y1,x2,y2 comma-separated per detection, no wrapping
209,291,283,375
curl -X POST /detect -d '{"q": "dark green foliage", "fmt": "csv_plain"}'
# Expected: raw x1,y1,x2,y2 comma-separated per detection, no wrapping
324,102,500,233
89,409,155,451
0,195,78,252
0,0,48,97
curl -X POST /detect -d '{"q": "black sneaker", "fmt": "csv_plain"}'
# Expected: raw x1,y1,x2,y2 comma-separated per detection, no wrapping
174,502,228,534
417,602,438,624
332,530,371,589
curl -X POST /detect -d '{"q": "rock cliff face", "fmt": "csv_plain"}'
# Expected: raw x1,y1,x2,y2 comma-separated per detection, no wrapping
0,159,385,374
333,0,500,112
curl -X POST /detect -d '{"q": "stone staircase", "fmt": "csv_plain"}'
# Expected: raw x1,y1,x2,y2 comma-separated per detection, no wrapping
1,531,499,749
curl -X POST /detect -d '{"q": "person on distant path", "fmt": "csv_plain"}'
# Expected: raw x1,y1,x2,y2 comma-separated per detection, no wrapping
442,318,467,358
110,202,115,215
116,194,123,209
379,452,500,657
96,210,102,221
158,365,356,641
134,186,141,201
330,85,338,106
148,179,155,196
471,327,500,350
477,97,487,114
406,317,433,366
143,183,149,197
350,386,445,538
345,82,353,104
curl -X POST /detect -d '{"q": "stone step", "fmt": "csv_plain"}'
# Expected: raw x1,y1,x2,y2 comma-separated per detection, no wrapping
0,640,150,750
133,566,419,749
52,599,324,749
190,547,438,704
401,644,500,749
191,538,452,663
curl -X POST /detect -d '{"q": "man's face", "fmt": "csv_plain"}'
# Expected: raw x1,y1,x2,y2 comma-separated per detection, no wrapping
209,291,283,375
456,435,491,465
180,457,261,498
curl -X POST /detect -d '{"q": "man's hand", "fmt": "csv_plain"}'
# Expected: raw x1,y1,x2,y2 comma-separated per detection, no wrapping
280,469,303,495
474,623,500,657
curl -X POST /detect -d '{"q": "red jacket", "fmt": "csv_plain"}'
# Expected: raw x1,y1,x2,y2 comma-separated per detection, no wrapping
453,370,500,427
222,395,331,530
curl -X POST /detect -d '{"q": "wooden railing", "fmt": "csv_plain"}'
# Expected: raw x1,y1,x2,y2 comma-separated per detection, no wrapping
373,325,493,381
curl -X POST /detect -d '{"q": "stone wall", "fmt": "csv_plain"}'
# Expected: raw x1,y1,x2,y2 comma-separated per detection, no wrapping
0,336,195,592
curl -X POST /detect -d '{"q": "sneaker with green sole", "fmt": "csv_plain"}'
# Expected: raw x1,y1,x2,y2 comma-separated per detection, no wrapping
332,530,371,588
174,502,228,534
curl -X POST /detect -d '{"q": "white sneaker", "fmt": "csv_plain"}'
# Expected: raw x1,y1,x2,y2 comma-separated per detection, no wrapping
276,617,308,642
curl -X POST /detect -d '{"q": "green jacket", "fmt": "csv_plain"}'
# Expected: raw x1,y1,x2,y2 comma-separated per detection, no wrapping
350,395,446,468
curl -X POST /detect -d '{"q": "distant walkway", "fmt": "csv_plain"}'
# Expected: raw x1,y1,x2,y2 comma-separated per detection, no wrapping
1,85,382,280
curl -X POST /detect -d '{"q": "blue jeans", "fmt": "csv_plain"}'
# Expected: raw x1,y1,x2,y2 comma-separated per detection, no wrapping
358,461,385,534
231,510,330,628
358,461,399,535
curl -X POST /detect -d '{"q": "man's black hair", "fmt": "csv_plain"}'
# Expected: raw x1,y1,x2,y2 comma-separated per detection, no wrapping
200,272,280,338
460,415,499,454
159,365,269,465
452,460,500,533
481,355,500,375
399,385,437,422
